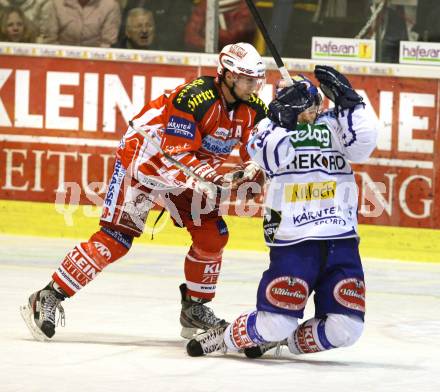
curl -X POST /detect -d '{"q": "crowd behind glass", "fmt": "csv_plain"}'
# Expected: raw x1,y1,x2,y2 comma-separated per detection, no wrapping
0,0,438,63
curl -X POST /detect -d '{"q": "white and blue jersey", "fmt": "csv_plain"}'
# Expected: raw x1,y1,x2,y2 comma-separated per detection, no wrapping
247,105,378,247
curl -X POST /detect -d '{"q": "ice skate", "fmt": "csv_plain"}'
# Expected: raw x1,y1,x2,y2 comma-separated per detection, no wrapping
244,339,287,358
179,283,227,339
186,323,229,357
20,284,66,341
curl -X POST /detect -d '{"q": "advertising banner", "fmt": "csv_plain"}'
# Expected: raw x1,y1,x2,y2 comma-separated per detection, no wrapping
311,37,375,62
0,47,438,228
400,41,440,66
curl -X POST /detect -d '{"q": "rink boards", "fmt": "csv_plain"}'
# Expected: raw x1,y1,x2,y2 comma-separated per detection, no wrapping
1,199,439,263
0,43,439,262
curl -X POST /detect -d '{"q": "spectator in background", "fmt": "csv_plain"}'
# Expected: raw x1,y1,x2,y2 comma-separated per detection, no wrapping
0,0,49,39
376,3,408,63
40,0,121,47
114,7,157,49
0,0,48,23
184,0,256,52
413,0,440,42
0,6,36,42
120,0,193,51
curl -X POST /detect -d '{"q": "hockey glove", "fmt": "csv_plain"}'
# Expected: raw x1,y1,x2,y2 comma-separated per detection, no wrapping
268,82,315,130
225,161,265,201
314,65,363,111
188,162,232,204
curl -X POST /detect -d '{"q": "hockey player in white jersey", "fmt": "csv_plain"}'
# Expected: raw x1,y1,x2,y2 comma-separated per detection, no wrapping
186,65,379,358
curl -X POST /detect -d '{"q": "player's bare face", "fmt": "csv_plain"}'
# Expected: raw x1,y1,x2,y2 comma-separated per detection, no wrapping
298,104,320,124
232,75,264,100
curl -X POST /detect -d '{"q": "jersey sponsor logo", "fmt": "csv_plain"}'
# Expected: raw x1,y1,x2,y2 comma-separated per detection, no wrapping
117,189,153,234
263,208,282,243
294,324,321,353
266,276,309,310
214,127,230,139
285,181,336,202
92,241,112,262
202,267,220,284
57,266,81,291
165,116,196,140
163,142,191,154
174,78,216,113
136,172,174,190
290,124,332,148
187,89,215,112
283,151,348,173
292,206,347,227
200,284,216,292
62,247,100,287
231,313,255,349
175,78,205,106
202,135,239,155
248,94,267,110
204,263,220,274
334,278,366,312
101,227,133,249
104,159,125,208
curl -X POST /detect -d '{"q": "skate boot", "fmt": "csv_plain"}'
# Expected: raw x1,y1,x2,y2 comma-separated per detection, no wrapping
179,283,227,339
244,339,287,358
20,283,66,341
186,324,229,357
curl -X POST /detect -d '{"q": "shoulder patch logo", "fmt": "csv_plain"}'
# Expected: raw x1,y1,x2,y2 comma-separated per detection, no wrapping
165,116,196,140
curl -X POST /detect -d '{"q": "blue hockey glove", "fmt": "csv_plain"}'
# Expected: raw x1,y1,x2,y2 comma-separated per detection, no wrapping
314,65,363,112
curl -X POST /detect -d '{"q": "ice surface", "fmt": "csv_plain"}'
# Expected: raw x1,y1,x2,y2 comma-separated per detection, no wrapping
1,235,439,392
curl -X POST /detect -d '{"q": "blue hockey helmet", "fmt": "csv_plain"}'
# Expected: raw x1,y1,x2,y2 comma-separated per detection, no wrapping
290,74,322,107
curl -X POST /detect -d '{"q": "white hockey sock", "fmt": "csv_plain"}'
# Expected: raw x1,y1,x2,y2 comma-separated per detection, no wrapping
287,314,364,354
223,310,268,351
223,310,298,351
288,318,334,354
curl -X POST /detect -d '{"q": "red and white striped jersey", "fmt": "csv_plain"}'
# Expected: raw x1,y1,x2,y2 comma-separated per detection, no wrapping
117,76,267,188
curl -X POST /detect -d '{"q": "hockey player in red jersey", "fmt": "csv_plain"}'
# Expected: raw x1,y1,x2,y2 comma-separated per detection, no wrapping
20,42,268,341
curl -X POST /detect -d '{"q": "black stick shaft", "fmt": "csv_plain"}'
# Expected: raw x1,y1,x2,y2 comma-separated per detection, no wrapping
245,0,292,85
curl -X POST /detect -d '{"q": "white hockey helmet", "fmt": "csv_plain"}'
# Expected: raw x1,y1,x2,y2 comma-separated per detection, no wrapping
217,42,266,80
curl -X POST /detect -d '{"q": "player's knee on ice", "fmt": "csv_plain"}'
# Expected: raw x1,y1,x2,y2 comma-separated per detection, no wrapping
325,313,364,348
256,311,299,342
286,313,364,354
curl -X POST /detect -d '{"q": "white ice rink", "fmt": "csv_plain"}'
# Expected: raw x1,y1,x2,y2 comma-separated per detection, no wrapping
1,234,439,392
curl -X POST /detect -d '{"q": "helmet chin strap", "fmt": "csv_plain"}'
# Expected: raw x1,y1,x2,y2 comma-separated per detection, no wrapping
228,80,242,102
221,71,242,104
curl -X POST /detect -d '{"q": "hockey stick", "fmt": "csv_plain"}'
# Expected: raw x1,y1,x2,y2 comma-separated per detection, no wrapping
245,0,293,86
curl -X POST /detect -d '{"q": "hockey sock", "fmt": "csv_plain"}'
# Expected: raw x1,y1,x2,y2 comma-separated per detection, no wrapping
52,229,131,297
223,311,268,351
288,318,335,354
288,314,364,354
184,246,222,301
